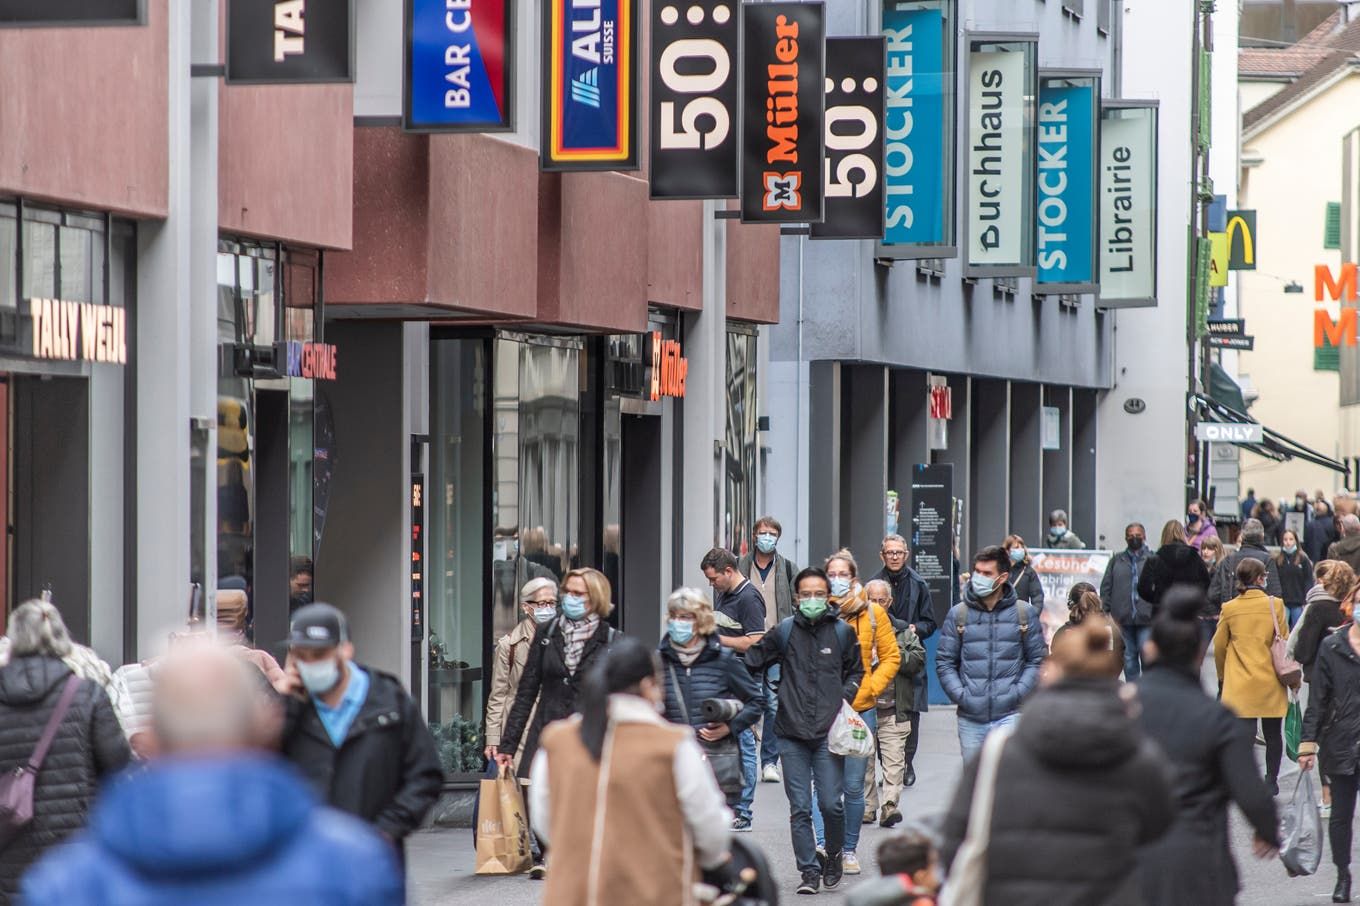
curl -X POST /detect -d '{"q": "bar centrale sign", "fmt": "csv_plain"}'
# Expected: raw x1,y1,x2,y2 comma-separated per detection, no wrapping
27,298,126,365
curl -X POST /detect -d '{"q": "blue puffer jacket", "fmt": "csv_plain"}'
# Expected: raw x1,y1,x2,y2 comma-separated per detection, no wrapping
20,754,403,905
658,635,763,736
937,582,1049,723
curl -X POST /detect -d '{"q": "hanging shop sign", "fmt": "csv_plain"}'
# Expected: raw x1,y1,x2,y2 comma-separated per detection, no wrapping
1207,318,1245,337
541,0,638,171
1208,230,1229,287
1314,263,1360,347
964,38,1037,277
284,341,338,380
1035,74,1098,292
1227,210,1257,270
0,0,142,26
1206,334,1255,350
646,330,688,400
810,36,885,240
1097,102,1159,307
879,0,955,256
26,299,126,365
410,473,425,642
648,0,739,199
1194,422,1263,443
404,0,513,131
226,0,354,84
739,1,826,224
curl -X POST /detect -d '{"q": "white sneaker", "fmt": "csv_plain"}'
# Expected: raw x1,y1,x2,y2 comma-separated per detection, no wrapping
762,763,782,783
843,852,861,875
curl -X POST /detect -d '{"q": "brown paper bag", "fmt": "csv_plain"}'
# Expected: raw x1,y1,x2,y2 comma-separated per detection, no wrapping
475,766,533,875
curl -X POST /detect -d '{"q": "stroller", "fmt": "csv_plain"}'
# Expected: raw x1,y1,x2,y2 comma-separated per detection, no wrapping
697,836,780,906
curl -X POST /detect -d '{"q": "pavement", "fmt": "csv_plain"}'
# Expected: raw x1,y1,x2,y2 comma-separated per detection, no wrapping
407,707,1348,905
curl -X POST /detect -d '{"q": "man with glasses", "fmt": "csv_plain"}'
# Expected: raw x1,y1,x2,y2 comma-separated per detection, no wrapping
737,516,799,784
869,534,936,789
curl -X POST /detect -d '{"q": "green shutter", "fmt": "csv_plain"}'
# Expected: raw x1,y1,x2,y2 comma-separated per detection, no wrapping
1317,331,1341,371
1198,49,1212,151
1326,202,1342,250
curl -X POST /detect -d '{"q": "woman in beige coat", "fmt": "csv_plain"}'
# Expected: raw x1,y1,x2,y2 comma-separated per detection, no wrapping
1214,557,1290,793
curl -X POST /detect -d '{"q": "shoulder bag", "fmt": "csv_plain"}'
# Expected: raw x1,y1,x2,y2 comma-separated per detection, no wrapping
1267,596,1304,689
667,663,744,794
939,726,1013,906
0,674,82,851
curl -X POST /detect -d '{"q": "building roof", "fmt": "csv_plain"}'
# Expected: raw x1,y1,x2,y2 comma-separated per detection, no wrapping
1242,12,1360,133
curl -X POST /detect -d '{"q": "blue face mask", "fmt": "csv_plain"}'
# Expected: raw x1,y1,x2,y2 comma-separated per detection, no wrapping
561,594,589,620
970,572,999,597
1008,547,1025,564
1284,544,1298,556
1051,526,1067,538
829,577,852,598
755,533,778,554
668,619,695,645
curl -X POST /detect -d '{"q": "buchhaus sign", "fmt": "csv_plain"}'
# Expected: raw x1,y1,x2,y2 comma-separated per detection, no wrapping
964,43,1034,274
227,0,354,84
542,0,638,170
1098,103,1158,306
1035,75,1098,290
811,36,885,240
405,0,513,131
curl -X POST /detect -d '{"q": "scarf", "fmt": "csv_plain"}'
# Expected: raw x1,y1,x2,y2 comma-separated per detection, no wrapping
835,583,869,618
670,637,706,667
562,613,601,674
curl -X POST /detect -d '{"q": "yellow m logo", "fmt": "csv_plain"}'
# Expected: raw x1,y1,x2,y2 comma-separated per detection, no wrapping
1226,214,1255,269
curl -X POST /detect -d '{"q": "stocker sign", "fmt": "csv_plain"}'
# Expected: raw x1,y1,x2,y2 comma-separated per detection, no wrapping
1035,77,1097,289
739,2,825,224
810,36,885,240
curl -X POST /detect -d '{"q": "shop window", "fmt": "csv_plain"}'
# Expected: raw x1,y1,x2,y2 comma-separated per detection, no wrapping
724,326,759,555
0,206,15,312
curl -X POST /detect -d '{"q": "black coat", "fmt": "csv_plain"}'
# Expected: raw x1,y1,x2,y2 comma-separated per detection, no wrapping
941,679,1174,906
1295,595,1346,682
746,609,863,741
1135,662,1278,906
1302,629,1360,777
1006,562,1045,611
1275,551,1315,608
281,663,443,847
1307,515,1338,563
1136,542,1210,608
1208,544,1283,613
870,565,937,712
1258,511,1283,546
657,635,763,736
499,616,617,772
0,656,130,900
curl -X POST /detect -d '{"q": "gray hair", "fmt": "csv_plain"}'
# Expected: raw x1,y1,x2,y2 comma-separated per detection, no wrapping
1240,518,1265,545
153,645,275,754
864,579,893,599
666,587,717,636
1049,509,1068,525
1343,514,1360,536
881,533,908,549
6,600,75,659
519,577,559,603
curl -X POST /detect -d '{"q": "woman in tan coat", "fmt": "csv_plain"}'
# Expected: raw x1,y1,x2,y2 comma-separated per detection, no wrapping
1214,557,1290,793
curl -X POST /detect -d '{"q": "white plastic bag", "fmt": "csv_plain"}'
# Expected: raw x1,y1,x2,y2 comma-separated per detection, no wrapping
827,701,874,758
1281,769,1323,877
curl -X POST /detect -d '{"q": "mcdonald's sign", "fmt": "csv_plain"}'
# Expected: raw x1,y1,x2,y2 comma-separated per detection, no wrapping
1226,209,1256,270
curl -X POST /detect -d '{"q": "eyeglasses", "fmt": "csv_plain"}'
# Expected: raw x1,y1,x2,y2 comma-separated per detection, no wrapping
527,597,559,606
881,549,908,558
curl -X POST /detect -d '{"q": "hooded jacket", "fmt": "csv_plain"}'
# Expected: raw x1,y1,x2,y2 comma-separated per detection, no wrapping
746,608,863,741
1301,627,1360,777
936,582,1047,723
1136,541,1211,608
20,755,402,904
870,564,937,712
657,634,763,736
941,679,1175,906
1186,515,1219,550
0,655,130,900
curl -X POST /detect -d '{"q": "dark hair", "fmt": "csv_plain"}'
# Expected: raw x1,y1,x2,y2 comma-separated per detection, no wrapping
793,567,830,595
1066,582,1097,608
700,548,739,574
877,830,936,876
972,545,1010,576
1069,590,1104,623
290,555,313,577
578,635,659,762
1235,557,1267,593
753,516,783,536
1149,585,1207,668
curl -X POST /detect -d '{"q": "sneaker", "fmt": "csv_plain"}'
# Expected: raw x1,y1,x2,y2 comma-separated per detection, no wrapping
905,765,917,787
880,802,903,828
823,851,844,889
796,872,821,895
816,848,828,876
863,808,877,825
731,817,753,832
528,862,546,880
762,763,782,783
843,851,861,875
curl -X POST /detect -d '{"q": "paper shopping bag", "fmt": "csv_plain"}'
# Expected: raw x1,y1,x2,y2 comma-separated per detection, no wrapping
475,766,533,875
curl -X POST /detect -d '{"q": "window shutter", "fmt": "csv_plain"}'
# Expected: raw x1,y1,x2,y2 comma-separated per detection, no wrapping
1326,202,1342,250
1317,331,1341,371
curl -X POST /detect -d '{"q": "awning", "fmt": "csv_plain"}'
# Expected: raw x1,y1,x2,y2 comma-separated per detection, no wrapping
1191,393,1348,474
1208,362,1249,414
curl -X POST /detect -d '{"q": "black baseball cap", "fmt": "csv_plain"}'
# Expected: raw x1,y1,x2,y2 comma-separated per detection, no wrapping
285,602,349,649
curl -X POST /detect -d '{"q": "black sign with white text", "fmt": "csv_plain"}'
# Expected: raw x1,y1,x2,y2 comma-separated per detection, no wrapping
1207,334,1255,350
740,2,825,223
811,36,885,239
0,0,141,25
649,0,740,199
1207,318,1245,337
911,463,954,626
227,0,354,84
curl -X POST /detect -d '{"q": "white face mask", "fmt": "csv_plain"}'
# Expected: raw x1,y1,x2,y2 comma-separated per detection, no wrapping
531,605,557,624
297,657,341,695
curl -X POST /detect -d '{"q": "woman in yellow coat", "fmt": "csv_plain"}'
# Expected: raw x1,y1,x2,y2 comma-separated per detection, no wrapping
1214,556,1289,793
825,548,900,875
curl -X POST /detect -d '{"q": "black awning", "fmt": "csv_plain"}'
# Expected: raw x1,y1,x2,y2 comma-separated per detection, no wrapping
1191,393,1349,474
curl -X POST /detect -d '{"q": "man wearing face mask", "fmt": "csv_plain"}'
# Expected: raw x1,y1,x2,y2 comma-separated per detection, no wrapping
1099,523,1154,679
737,517,800,784
1045,509,1086,549
937,547,1048,761
275,603,444,861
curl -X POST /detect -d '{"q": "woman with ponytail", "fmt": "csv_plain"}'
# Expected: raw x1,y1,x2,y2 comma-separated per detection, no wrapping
529,635,733,906
1135,586,1280,906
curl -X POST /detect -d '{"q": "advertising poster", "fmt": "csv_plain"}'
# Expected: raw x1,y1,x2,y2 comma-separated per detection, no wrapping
810,36,885,240
405,0,513,131
1036,78,1097,288
227,0,353,84
1028,548,1111,643
542,0,638,170
1099,104,1159,304
966,47,1030,269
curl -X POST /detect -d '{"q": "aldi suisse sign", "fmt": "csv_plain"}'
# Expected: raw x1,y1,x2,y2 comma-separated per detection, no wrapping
740,2,826,224
542,0,638,171
811,36,885,240
648,0,740,199
0,0,141,25
405,0,513,131
226,0,354,84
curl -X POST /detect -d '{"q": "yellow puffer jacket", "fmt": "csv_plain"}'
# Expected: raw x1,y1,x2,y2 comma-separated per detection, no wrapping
835,585,902,712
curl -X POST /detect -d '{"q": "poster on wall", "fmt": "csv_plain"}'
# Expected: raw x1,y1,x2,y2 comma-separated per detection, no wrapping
541,0,638,171
404,0,513,131
226,0,354,84
1028,549,1110,643
810,36,885,240
1035,74,1099,292
739,1,826,224
878,0,954,256
648,0,740,199
964,40,1036,275
1098,102,1159,307
0,0,141,26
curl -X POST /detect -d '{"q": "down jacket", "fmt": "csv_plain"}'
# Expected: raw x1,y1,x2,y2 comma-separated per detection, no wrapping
936,583,1048,724
0,655,131,900
657,635,763,736
835,589,902,712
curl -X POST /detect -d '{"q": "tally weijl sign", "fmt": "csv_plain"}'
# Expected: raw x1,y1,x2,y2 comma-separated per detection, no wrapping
1099,105,1158,304
27,299,126,365
226,0,354,84
966,48,1028,268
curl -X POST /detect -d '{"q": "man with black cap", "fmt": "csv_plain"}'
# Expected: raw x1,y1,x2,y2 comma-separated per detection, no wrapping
275,603,443,858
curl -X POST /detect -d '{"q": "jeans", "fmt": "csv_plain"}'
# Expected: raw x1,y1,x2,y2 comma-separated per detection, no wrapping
760,665,781,768
842,708,877,853
782,737,846,874
1120,624,1153,680
1331,773,1359,869
957,713,1019,762
1241,716,1284,782
1288,605,1304,629
735,727,758,822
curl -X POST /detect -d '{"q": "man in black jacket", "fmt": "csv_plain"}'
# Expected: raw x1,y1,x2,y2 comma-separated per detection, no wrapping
274,603,443,859
1207,518,1283,612
1100,523,1154,680
747,567,864,895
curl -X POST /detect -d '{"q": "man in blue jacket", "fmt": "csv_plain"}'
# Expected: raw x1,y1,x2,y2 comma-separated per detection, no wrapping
938,545,1048,761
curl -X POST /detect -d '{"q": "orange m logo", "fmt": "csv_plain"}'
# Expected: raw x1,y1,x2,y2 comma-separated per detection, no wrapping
1316,263,1359,301
1316,308,1359,347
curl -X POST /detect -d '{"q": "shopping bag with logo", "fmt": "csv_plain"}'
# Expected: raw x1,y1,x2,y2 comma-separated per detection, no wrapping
1281,768,1323,877
1285,690,1303,763
828,701,874,758
475,766,533,875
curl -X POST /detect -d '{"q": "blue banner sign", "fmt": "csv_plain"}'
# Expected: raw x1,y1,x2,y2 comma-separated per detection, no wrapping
1036,79,1096,286
882,3,948,248
405,0,512,131
542,0,638,170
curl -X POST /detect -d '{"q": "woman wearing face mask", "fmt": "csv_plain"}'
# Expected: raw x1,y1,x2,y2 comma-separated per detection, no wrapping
1186,499,1219,550
497,568,618,784
656,588,763,814
484,579,559,773
1275,529,1315,628
1002,534,1045,611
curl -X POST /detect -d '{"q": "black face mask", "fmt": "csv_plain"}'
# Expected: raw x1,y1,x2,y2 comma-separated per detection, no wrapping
1126,537,1144,551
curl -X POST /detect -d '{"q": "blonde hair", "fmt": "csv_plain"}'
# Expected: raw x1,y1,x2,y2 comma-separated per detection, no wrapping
1200,534,1225,558
1321,560,1357,600
1159,520,1187,546
665,587,718,636
7,600,74,659
825,548,859,578
564,567,614,618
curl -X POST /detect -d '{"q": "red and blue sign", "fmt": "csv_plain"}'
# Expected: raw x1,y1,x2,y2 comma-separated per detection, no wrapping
405,0,513,132
541,0,638,171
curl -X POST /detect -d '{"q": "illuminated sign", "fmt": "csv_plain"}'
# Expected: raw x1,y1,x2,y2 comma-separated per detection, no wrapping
285,341,338,380
411,473,425,642
27,298,126,365
647,331,687,400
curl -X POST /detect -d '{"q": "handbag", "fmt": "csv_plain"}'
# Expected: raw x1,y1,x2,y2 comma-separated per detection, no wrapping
939,726,1012,906
0,675,81,851
667,664,745,794
1267,596,1303,689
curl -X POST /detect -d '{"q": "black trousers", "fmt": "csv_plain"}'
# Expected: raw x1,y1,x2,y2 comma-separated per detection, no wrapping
1332,773,1359,870
1240,717,1284,781
903,711,921,767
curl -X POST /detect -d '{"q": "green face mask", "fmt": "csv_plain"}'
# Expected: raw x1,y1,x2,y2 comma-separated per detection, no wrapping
798,596,829,620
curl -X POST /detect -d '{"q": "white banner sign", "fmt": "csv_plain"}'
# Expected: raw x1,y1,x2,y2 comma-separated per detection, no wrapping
1099,107,1157,302
1028,549,1110,643
966,49,1027,267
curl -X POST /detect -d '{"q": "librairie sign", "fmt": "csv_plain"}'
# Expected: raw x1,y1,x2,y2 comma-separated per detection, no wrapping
28,299,126,365
1098,103,1158,306
227,0,354,84
405,0,513,130
0,0,141,25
